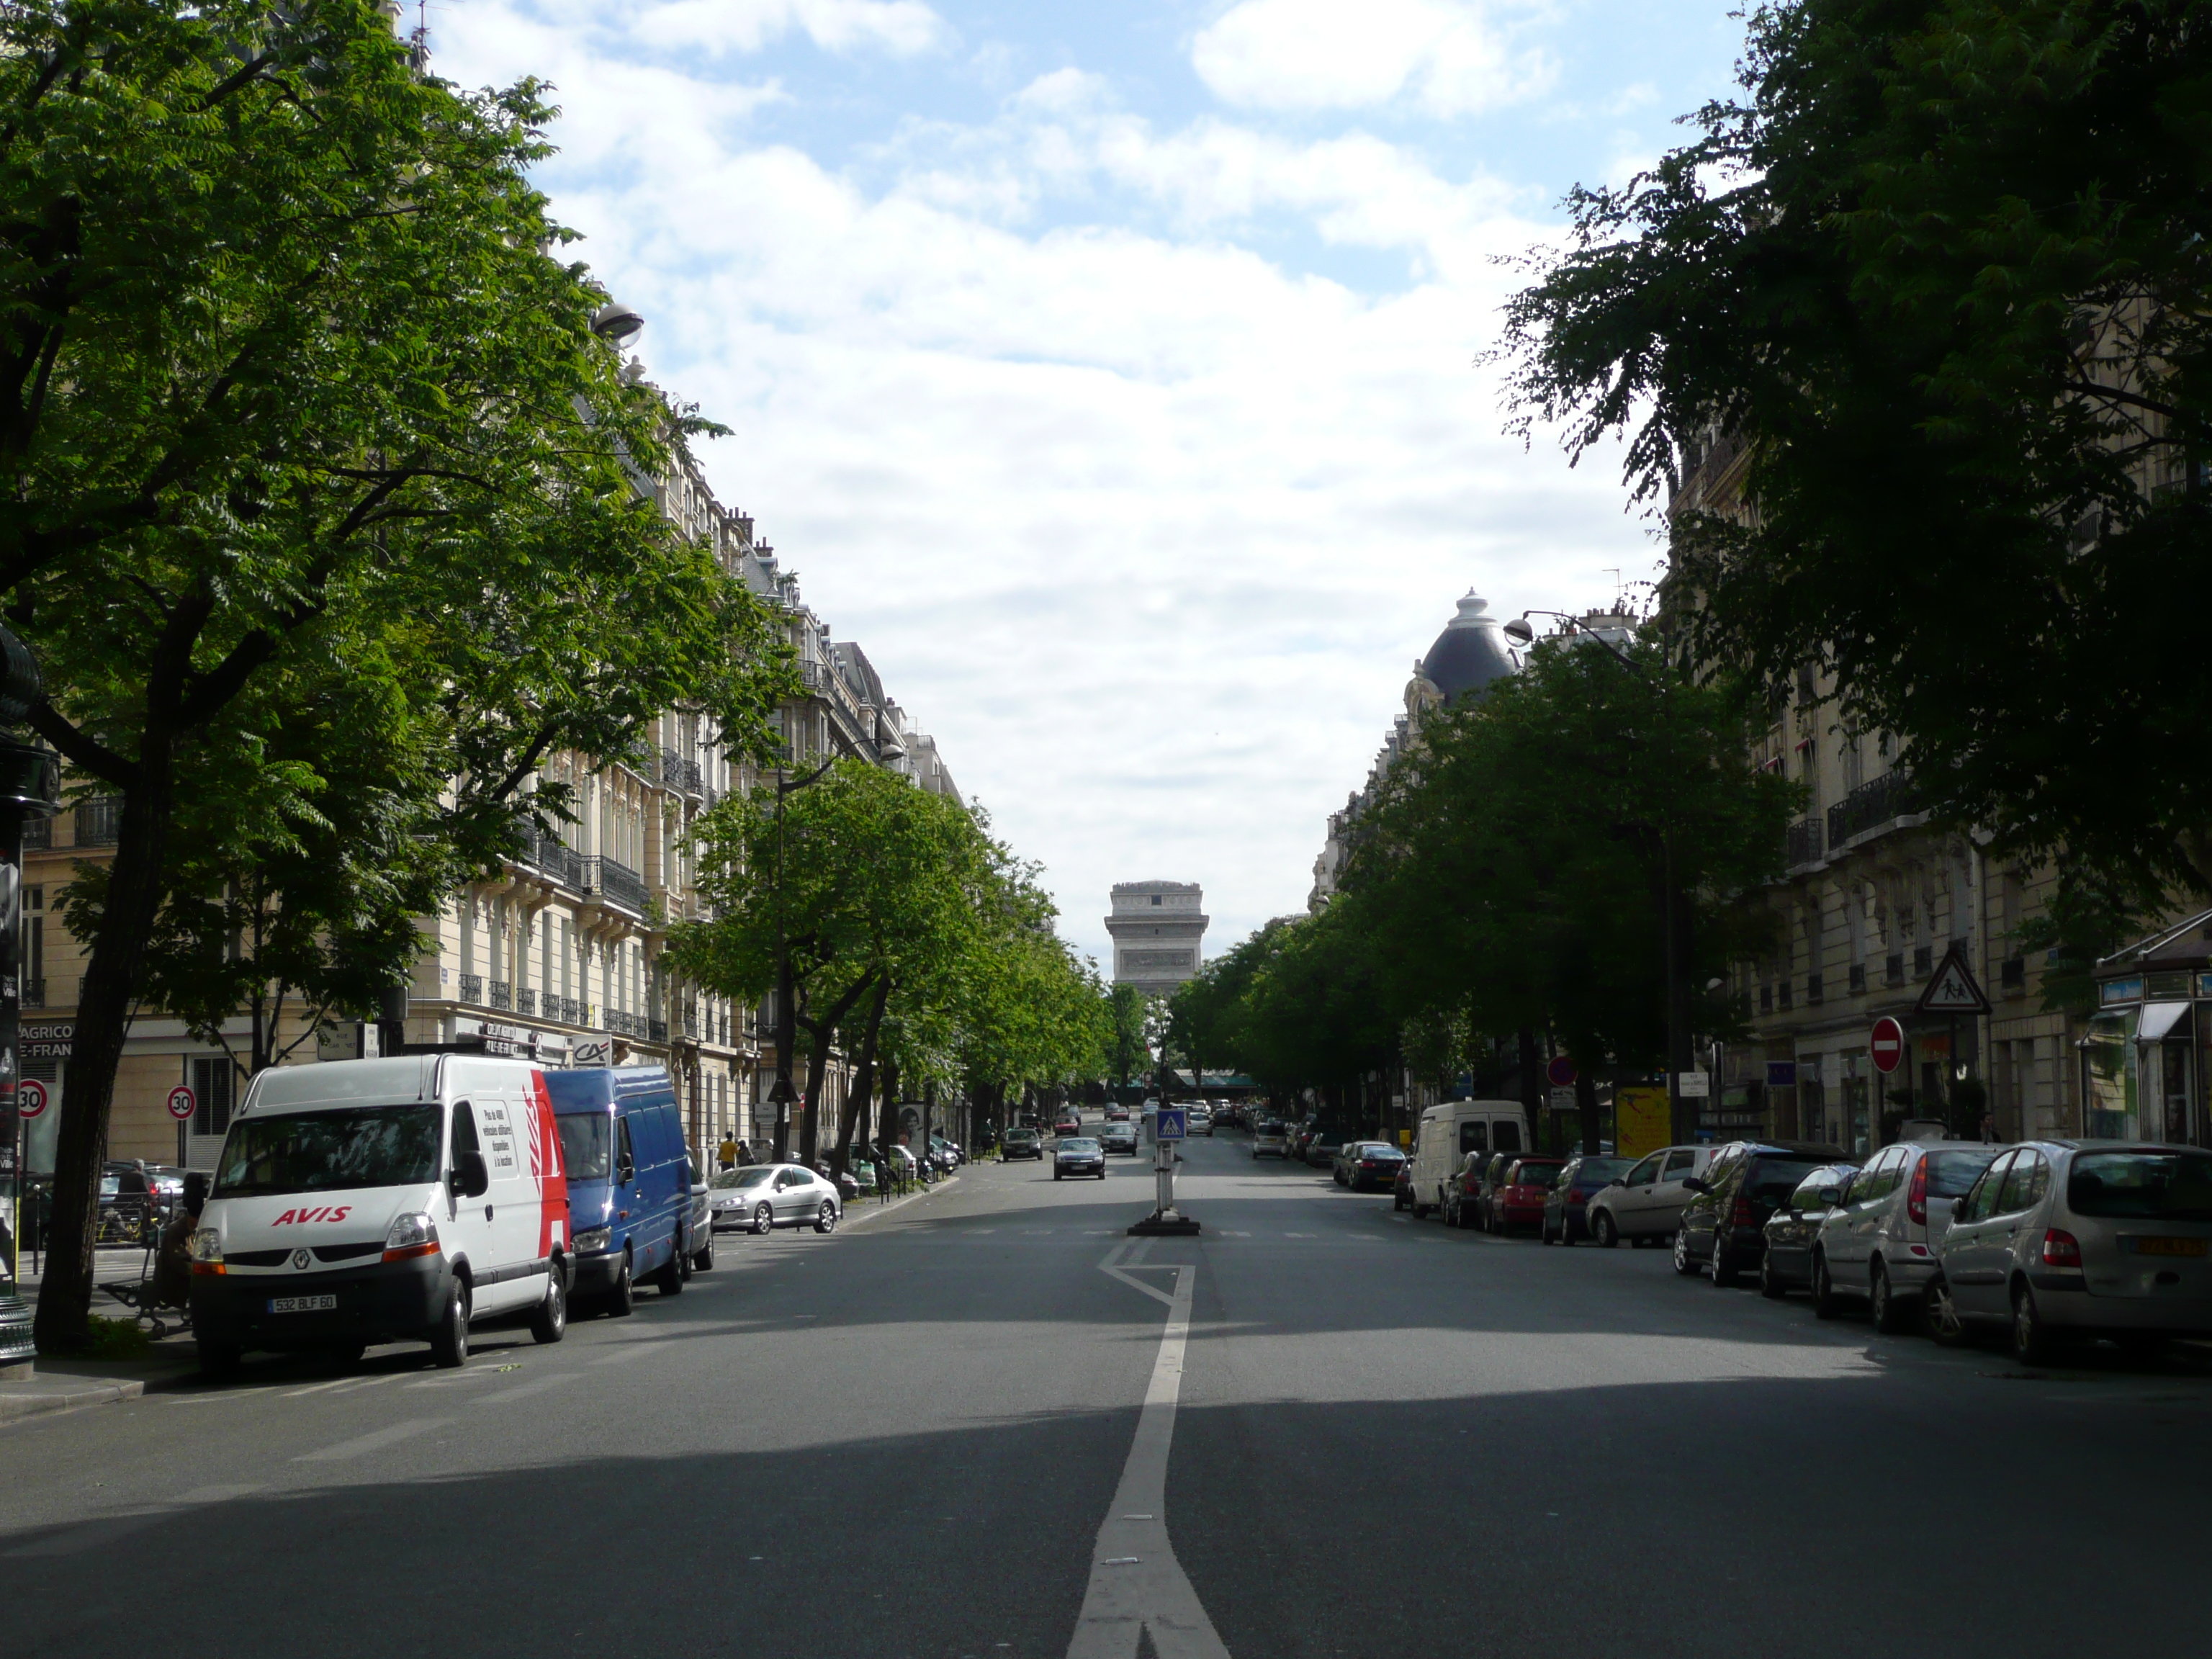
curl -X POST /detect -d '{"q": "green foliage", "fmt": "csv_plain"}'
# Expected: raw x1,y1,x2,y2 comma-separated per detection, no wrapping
1498,0,2212,901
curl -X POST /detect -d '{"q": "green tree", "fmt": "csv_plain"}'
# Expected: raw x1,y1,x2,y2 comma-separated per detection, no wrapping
1498,0,2212,902
9,0,783,1352
1105,983,1148,1092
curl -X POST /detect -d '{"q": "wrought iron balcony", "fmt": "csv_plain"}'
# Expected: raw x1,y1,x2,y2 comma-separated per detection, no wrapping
648,1018,668,1044
75,796,123,847
459,974,484,1004
21,977,43,1009
21,817,48,850
1827,769,1923,848
582,855,649,915
660,749,704,796
1786,817,1824,868
488,979,513,1012
516,988,536,1017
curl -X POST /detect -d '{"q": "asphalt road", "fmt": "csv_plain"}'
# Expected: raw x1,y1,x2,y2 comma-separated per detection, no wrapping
5,1123,2211,1658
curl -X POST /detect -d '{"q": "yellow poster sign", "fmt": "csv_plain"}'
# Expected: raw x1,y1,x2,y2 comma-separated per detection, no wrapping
1614,1086,1671,1160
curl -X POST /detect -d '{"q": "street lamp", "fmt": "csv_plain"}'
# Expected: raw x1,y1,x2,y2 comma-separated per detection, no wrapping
1503,608,1696,1148
0,626,59,1372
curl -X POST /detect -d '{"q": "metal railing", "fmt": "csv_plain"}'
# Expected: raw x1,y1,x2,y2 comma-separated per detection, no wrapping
21,978,43,1009
488,980,512,1012
516,988,536,1017
75,796,123,847
648,1018,668,1044
582,855,649,915
1786,817,1824,868
459,974,483,1004
660,749,704,796
21,817,48,850
1827,769,1921,848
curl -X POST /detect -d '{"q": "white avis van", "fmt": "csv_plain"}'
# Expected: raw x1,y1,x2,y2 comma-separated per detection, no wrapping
189,1056,570,1377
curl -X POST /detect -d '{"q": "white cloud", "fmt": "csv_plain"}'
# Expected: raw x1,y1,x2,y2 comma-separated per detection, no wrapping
633,0,948,57
1191,0,1555,117
431,10,1653,967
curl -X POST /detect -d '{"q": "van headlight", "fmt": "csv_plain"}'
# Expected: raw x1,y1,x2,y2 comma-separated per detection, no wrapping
187,1228,223,1264
382,1211,440,1262
573,1226,611,1252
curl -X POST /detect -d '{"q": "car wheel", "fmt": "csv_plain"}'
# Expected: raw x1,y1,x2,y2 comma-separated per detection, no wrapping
1870,1260,1910,1334
1811,1251,1840,1320
197,1339,241,1381
529,1264,568,1344
1055,1169,1064,1181
692,1234,715,1273
752,1202,774,1235
430,1277,471,1369
2010,1282,2056,1367
1542,1218,1556,1245
655,1235,685,1296
1925,1275,1971,1347
1672,1229,1699,1276
1710,1238,1737,1287
1393,1190,1408,1212
1592,1212,1618,1250
608,1249,636,1318
815,1200,838,1233
1758,1251,1788,1300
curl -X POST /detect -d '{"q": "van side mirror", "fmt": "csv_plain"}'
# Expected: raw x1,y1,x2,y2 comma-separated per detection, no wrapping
450,1150,490,1199
616,1154,635,1185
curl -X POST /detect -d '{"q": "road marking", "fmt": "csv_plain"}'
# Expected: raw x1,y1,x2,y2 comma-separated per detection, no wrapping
2,1486,264,1558
1069,1256,1228,1659
468,1373,578,1407
1282,1232,1317,1238
293,1417,449,1462
591,1343,667,1365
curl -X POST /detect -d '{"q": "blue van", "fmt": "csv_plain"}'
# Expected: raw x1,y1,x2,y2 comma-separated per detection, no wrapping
544,1066,694,1315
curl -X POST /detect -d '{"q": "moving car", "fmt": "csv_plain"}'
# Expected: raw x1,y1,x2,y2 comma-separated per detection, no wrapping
1486,1156,1566,1234
1927,1141,2212,1362
1100,1123,1141,1155
1408,1101,1528,1218
1055,1136,1107,1180
1187,1105,1214,1137
1675,1140,1849,1285
1054,1112,1083,1137
1106,1105,1131,1121
711,1163,844,1236
1541,1155,1634,1244
1002,1128,1045,1161
1809,1139,2003,1326
1758,1163,1861,1296
1253,1120,1290,1159
1334,1141,1406,1192
1584,1145,1719,1248
189,1055,572,1377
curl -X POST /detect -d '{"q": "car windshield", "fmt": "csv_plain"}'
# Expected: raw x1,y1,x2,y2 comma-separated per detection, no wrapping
1746,1159,1828,1205
713,1169,775,1190
1575,1159,1633,1184
2069,1150,2212,1221
213,1105,442,1198
1060,1138,1100,1153
1925,1148,2002,1197
556,1112,611,1182
1007,1130,1038,1143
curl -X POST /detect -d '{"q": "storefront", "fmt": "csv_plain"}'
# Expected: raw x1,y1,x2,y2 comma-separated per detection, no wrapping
2089,910,2212,1148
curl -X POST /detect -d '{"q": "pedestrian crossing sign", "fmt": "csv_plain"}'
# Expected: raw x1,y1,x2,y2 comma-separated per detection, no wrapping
1915,944,1990,1015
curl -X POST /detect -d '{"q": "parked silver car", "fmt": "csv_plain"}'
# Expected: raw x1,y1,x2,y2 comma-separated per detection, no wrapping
1585,1145,1719,1247
1925,1141,2212,1362
709,1163,842,1234
1809,1140,2005,1328
1252,1120,1289,1159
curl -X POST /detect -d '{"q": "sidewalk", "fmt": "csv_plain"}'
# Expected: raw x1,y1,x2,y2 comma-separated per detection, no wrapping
840,1170,962,1228
4,1245,202,1423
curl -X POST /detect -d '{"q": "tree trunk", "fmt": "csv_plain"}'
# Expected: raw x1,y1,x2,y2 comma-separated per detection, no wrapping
35,755,176,1354
833,976,890,1177
795,970,875,1168
1517,1026,1542,1151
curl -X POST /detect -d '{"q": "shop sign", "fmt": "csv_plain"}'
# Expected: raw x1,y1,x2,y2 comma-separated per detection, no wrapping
2100,976,2144,1007
22,1020,71,1059
1766,1061,1797,1087
1676,1071,1711,1097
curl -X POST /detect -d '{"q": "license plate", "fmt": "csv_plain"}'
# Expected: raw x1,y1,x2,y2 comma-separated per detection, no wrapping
269,1293,338,1313
2128,1237,2208,1258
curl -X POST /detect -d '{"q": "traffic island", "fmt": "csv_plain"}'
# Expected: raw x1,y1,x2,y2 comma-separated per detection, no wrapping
1128,1211,1201,1236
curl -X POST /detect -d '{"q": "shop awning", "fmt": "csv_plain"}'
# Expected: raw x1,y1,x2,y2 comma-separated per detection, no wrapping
2137,1002,2191,1042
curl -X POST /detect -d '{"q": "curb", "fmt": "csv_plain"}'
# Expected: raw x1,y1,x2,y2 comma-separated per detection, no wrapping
840,1172,962,1230
0,1379,147,1425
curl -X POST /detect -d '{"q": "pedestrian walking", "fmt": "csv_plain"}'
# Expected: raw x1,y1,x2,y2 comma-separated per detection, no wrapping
718,1134,739,1171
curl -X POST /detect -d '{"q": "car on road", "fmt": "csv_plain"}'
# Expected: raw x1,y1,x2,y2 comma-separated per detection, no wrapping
1100,1123,1141,1155
1303,1129,1348,1169
930,1135,965,1168
685,1159,715,1272
1442,1153,1485,1229
1486,1156,1566,1235
1408,1100,1529,1219
1758,1162,1861,1296
1807,1139,2002,1326
1541,1155,1634,1244
1253,1120,1290,1159
1187,1105,1213,1136
1584,1145,1720,1248
1675,1140,1849,1285
1926,1141,2212,1362
1002,1128,1045,1161
1393,1159,1417,1212
1333,1141,1406,1192
1054,1112,1083,1137
711,1162,842,1235
1106,1105,1131,1121
1054,1136,1107,1179
548,1065,696,1316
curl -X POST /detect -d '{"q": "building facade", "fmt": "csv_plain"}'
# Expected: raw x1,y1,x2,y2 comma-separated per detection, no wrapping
1107,882,1209,997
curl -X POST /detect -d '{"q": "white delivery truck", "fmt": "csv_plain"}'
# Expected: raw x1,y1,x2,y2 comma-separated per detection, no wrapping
188,1055,571,1377
1408,1100,1530,1218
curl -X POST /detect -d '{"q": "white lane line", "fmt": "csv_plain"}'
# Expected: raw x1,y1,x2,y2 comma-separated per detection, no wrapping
2,1485,264,1558
1068,1260,1227,1659
590,1344,668,1366
1282,1232,1317,1238
293,1417,450,1462
467,1373,578,1407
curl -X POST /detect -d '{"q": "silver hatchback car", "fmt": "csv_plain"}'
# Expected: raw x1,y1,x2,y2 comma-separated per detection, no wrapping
1809,1140,2005,1330
1926,1141,2212,1363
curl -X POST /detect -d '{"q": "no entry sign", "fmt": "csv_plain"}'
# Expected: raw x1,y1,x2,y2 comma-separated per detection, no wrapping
167,1084,197,1122
1870,1016,1906,1074
17,1077,47,1118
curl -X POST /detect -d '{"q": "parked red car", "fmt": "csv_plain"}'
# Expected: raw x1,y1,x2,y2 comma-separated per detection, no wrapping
1486,1157,1567,1235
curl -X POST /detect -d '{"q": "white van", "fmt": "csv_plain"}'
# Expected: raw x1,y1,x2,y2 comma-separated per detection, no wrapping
188,1056,572,1377
1408,1101,1529,1218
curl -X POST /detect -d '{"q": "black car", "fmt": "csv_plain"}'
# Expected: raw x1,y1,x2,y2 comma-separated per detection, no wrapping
1002,1128,1045,1161
1675,1140,1851,1285
1053,1137,1107,1180
1541,1155,1635,1244
1758,1161,1861,1297
1335,1141,1406,1192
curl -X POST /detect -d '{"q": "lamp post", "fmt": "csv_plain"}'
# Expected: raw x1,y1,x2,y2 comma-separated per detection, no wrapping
1503,608,1695,1147
0,626,60,1373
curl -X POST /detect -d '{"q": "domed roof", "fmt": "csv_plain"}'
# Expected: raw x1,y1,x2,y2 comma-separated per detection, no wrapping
1420,591,1520,705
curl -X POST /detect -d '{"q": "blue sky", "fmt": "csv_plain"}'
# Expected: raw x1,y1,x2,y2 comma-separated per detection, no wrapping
433,0,1748,969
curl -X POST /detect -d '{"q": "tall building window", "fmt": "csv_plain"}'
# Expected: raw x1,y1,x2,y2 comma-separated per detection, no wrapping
189,1056,236,1138
22,885,42,999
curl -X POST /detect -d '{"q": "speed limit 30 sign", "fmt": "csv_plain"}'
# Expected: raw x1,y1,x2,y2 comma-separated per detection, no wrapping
167,1084,197,1121
16,1077,47,1118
